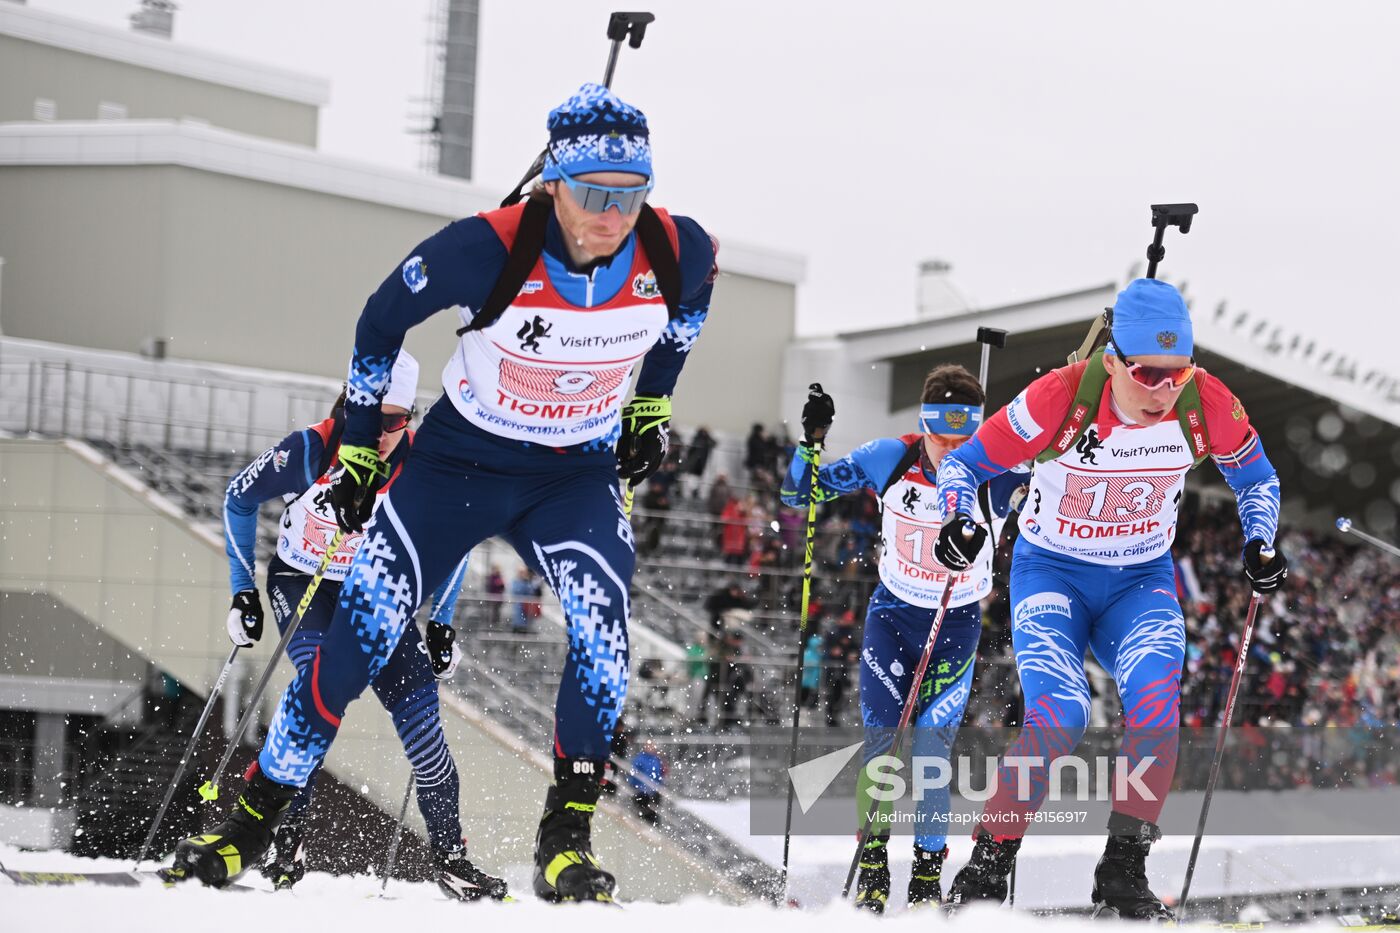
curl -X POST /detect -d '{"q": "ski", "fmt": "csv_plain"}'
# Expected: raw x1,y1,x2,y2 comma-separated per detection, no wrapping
3,867,258,891
3,868,143,887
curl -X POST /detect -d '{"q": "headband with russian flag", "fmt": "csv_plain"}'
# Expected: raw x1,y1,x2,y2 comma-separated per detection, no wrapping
918,403,983,436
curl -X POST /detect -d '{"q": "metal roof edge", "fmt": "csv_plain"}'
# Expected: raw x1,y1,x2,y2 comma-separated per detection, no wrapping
0,3,330,107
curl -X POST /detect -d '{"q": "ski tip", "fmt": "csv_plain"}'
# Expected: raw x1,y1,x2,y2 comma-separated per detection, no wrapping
198,781,219,802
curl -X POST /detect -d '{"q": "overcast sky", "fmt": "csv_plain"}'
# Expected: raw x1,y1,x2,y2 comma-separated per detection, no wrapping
32,0,1400,370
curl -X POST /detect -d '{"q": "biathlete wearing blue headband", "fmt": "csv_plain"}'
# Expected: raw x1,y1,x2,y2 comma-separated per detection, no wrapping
781,364,1028,914
174,82,719,905
935,279,1286,919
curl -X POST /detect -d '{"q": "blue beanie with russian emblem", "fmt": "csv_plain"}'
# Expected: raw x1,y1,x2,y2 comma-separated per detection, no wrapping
1108,278,1194,358
541,83,652,182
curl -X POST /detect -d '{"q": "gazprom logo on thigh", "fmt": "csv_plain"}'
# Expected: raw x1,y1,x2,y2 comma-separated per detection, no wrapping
1014,592,1073,627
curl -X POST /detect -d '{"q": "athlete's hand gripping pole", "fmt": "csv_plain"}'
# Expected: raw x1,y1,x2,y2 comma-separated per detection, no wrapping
618,394,670,517
328,445,389,534
131,643,241,869
426,620,463,680
1178,547,1271,917
840,524,976,900
779,383,831,903
198,531,346,803
501,11,655,208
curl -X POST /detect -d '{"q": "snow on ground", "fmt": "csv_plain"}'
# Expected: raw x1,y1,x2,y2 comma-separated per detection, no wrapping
0,841,1380,932
683,798,1400,912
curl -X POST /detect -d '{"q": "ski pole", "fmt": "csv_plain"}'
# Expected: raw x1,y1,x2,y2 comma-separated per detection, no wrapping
132,643,241,868
841,568,962,900
780,384,828,902
198,531,345,802
975,326,1014,907
1336,517,1400,560
500,11,655,208
1178,560,1271,917
379,771,415,895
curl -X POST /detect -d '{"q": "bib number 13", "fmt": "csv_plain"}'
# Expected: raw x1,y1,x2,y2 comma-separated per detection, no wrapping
1062,476,1161,520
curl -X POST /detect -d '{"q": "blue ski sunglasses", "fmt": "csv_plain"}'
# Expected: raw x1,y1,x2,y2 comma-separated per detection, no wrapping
547,153,653,215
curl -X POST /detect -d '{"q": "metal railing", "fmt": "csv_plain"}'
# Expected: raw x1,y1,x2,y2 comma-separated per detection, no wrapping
1,357,327,456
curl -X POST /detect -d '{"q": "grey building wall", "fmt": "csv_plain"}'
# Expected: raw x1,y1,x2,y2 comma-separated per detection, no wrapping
0,165,167,351
0,33,318,146
675,271,795,436
0,164,462,383
0,164,796,434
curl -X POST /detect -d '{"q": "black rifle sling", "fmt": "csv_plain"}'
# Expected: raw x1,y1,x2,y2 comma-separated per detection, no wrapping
457,199,680,338
457,196,553,337
633,205,682,321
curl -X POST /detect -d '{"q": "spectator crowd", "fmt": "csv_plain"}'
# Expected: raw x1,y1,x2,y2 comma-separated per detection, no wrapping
452,425,1400,800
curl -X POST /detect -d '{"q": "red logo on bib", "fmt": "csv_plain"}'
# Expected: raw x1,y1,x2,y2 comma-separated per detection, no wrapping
498,359,629,402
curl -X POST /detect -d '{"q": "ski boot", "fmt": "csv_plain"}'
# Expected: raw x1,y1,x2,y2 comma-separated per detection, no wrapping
1089,813,1175,921
853,834,890,914
907,844,948,909
260,817,306,891
945,828,1022,911
532,758,617,904
165,770,298,887
435,845,509,902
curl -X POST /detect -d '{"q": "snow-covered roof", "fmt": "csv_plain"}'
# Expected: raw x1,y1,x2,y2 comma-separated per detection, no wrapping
0,119,805,286
0,2,330,107
833,283,1400,429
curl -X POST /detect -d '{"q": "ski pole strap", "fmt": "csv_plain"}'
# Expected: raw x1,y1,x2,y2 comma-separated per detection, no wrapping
621,395,670,434
338,444,389,484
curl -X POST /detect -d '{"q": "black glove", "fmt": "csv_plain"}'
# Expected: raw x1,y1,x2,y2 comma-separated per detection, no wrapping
933,514,988,571
617,395,671,488
425,620,462,680
328,444,389,533
226,589,264,647
1242,539,1289,594
800,383,835,446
